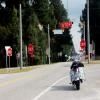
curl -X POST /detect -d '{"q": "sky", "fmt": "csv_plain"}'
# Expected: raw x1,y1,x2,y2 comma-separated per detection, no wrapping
62,0,86,53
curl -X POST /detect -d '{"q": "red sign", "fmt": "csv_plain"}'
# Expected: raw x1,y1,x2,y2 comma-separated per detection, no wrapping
28,44,34,55
59,21,72,29
7,48,12,56
80,39,86,49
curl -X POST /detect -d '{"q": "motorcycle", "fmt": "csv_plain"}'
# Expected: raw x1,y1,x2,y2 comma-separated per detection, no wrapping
70,61,85,90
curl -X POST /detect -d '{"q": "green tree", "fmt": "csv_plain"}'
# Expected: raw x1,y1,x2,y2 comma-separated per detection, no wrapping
50,0,68,22
7,7,19,50
33,0,50,25
23,5,47,64
81,0,100,56
0,0,72,66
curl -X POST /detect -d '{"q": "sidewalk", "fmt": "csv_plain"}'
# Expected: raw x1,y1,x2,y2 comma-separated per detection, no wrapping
90,60,100,64
83,60,100,64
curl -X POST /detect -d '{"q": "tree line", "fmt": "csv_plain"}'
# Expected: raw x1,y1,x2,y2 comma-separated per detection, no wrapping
81,0,100,57
0,0,72,67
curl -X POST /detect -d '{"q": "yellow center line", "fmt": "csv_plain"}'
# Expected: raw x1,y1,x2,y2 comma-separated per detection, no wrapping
0,74,33,88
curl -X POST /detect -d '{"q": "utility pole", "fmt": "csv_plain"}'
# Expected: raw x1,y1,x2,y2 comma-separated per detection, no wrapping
83,21,86,61
48,0,50,64
87,0,90,63
67,0,68,13
48,24,50,64
19,4,23,69
83,21,85,40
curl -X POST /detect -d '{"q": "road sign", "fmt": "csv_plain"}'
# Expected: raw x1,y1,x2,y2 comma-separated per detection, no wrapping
53,29,63,34
28,44,34,55
16,52,20,59
80,39,86,49
7,48,12,56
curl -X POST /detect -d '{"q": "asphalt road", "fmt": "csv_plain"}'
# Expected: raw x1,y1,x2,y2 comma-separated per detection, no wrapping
0,62,100,100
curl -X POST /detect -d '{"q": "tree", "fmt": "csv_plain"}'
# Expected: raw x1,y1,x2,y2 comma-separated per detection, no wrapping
33,0,50,25
50,0,68,23
23,5,47,64
81,0,100,56
0,0,73,66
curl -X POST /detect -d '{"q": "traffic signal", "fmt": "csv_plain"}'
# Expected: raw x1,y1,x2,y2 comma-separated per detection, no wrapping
59,21,73,29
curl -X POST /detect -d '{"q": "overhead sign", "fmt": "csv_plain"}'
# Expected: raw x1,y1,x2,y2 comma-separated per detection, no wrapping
53,29,63,34
59,21,73,29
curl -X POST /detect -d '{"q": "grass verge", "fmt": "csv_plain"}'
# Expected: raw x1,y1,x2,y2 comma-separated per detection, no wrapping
0,67,34,74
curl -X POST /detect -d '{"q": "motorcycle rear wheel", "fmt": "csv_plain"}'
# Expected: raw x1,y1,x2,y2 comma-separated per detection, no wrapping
75,80,80,90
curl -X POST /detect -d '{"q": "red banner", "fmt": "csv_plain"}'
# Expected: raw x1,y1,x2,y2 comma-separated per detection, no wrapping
59,21,72,29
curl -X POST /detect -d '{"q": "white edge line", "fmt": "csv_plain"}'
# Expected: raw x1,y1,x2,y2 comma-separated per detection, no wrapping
32,76,66,100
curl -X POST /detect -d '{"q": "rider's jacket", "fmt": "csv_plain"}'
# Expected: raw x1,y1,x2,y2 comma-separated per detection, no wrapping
70,61,85,81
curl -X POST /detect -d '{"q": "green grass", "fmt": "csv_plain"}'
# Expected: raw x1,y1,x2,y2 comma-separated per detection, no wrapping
0,67,34,74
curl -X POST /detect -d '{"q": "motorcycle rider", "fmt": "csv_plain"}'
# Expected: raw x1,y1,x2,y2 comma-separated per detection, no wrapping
70,57,85,84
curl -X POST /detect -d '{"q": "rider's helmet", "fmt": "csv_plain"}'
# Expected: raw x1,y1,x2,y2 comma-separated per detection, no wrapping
74,55,80,62
71,55,84,69
73,56,84,67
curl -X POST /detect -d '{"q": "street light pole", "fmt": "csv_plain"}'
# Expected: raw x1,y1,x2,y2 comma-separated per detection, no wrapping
67,0,68,12
87,0,90,63
83,21,85,40
48,24,50,64
19,4,23,69
47,0,50,64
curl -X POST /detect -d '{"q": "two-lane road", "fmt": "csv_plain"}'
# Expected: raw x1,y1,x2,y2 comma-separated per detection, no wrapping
0,62,100,100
